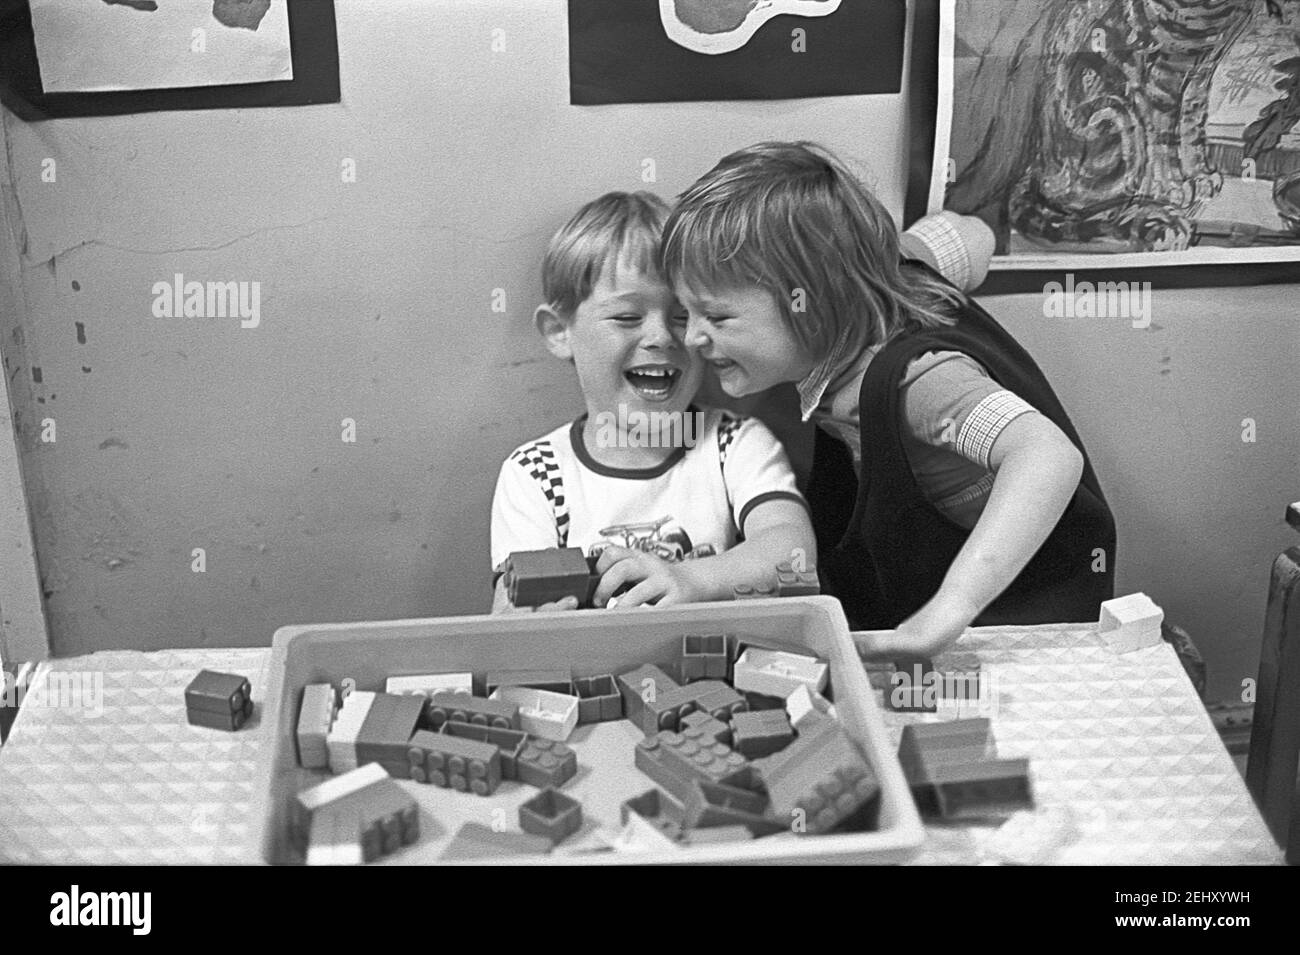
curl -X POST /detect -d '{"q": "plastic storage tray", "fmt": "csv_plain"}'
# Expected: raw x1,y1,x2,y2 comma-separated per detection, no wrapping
251,596,925,864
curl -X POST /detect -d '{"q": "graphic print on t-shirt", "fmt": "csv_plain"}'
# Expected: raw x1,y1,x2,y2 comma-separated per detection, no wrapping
587,515,717,563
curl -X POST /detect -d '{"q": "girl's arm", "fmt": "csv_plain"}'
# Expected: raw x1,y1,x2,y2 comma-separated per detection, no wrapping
860,412,1084,657
591,499,815,608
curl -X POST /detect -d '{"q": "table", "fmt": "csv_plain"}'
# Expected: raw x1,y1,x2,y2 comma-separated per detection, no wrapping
0,626,1282,864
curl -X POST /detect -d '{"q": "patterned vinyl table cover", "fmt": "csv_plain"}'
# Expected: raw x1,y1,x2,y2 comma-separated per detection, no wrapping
0,627,1282,865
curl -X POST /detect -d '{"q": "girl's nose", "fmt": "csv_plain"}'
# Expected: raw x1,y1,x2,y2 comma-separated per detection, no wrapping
684,314,710,350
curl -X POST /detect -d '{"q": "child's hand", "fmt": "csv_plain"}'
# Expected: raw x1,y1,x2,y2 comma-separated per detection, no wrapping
592,546,705,609
855,594,977,659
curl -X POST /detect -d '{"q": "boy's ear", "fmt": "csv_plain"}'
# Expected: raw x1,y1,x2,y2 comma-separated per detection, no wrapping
535,305,573,361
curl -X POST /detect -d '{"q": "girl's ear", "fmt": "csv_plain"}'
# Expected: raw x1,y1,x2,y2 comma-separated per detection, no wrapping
535,305,573,361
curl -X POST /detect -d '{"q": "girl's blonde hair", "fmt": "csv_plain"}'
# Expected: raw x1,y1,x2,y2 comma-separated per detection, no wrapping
542,191,670,318
661,142,965,363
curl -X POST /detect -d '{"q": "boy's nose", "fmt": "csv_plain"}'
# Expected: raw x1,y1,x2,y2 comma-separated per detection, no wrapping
642,313,677,348
684,314,710,350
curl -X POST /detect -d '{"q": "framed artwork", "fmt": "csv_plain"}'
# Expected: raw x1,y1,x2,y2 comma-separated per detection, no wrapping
0,0,338,119
909,0,1300,291
568,0,905,105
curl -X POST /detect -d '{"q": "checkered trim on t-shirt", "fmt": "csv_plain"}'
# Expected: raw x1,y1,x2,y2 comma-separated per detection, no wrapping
509,441,569,547
954,390,1037,468
717,415,744,466
902,212,971,291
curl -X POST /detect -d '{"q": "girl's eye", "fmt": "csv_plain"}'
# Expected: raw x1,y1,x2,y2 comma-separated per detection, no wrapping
670,313,689,325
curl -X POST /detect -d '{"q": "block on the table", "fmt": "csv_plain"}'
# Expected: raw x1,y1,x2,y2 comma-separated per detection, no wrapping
326,691,375,773
1099,592,1163,653
786,684,835,731
616,663,680,729
490,686,579,741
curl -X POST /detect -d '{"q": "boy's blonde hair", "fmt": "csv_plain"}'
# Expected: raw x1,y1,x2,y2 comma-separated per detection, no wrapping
660,141,965,363
542,191,671,318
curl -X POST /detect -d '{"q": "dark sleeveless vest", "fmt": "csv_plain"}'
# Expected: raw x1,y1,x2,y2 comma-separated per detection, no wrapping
807,262,1116,629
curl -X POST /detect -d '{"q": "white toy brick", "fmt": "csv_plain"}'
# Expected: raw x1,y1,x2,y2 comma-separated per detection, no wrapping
785,684,836,731
296,683,338,770
733,648,828,698
326,690,375,773
297,762,388,814
490,686,579,741
1099,593,1164,653
385,673,473,696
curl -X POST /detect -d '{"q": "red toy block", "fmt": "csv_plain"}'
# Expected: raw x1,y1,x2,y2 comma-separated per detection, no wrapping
441,720,529,779
921,758,1033,819
730,709,795,758
515,737,578,789
682,779,783,835
637,684,702,736
616,663,680,729
621,788,686,842
680,709,732,746
574,674,622,723
680,633,729,682
500,547,598,608
757,720,879,834
423,691,520,731
896,718,994,783
885,657,937,713
185,669,253,731
775,560,820,597
354,692,425,777
634,730,751,803
405,729,502,795
683,679,748,722
440,822,552,860
518,787,583,844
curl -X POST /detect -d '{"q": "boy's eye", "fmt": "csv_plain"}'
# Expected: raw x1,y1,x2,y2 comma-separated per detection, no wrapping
705,314,732,324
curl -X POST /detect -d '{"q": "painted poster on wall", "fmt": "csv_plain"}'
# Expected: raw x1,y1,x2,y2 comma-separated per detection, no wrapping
568,0,905,104
31,0,292,92
0,0,338,119
925,0,1300,275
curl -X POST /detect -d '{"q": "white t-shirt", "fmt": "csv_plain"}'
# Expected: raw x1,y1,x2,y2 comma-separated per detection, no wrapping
490,407,806,572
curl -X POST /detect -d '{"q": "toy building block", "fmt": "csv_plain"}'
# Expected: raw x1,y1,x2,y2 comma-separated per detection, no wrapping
680,709,732,746
733,583,777,600
385,672,473,696
636,683,702,736
296,683,337,769
617,663,681,729
185,670,253,731
574,674,622,724
490,686,579,741
352,776,420,862
306,802,364,866
785,684,836,732
291,762,387,851
515,737,578,789
680,634,729,682
483,669,574,696
730,709,795,758
733,648,828,699
518,787,583,844
405,729,502,794
896,718,994,784
922,758,1033,820
742,691,787,712
608,812,682,852
1099,592,1164,653
621,787,686,841
885,658,936,713
757,720,879,834
775,560,820,597
682,779,783,835
326,691,376,773
422,691,520,731
355,692,425,777
500,547,598,608
681,679,749,722
440,822,553,860
441,720,528,779
933,664,987,718
681,824,755,845
634,730,752,803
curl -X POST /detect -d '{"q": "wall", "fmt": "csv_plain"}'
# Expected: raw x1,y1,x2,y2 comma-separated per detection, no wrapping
0,1,1295,704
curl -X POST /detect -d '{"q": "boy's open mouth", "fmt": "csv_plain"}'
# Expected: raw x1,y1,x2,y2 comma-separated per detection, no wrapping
624,365,680,399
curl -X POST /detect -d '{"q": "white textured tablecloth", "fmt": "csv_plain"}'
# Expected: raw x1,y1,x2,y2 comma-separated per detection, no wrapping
0,626,1282,864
